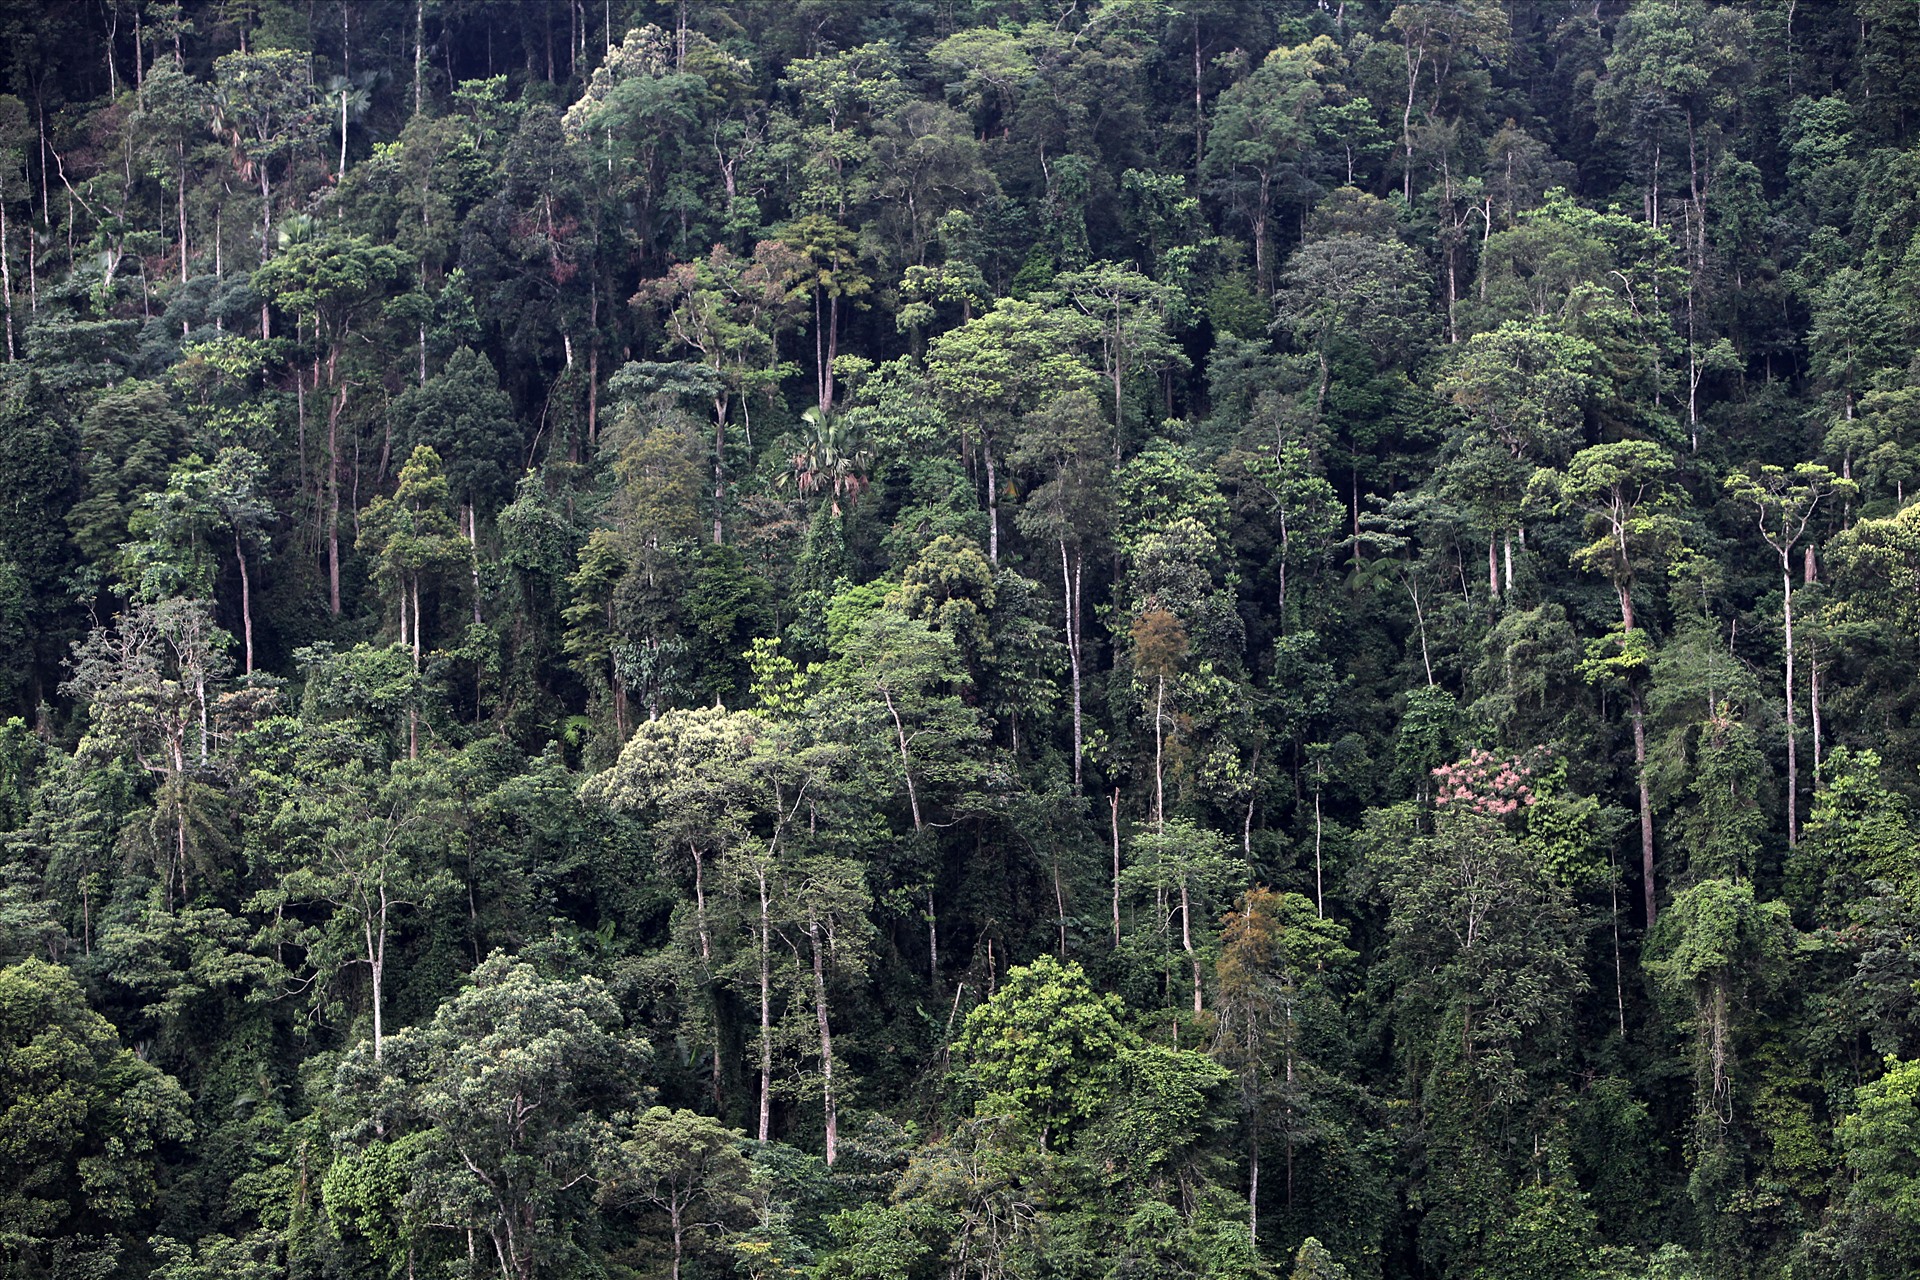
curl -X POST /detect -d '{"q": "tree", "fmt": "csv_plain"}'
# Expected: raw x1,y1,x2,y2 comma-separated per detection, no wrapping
260,755,454,1063
1437,322,1601,597
1724,463,1856,846
1290,1237,1351,1280
359,446,467,667
1595,0,1753,237
1535,439,1689,923
821,607,984,985
779,215,872,415
0,958,191,1276
926,297,1098,562
954,954,1136,1148
1204,40,1329,295
600,1107,755,1280
584,706,772,1111
211,48,323,325
1366,804,1585,1273
1214,888,1353,1241
393,345,522,523
1126,819,1238,1017
62,598,234,908
633,242,807,543
1829,500,1920,638
1054,261,1187,445
1013,391,1112,787
1833,1057,1920,1273
333,953,646,1280
253,232,411,614
785,406,875,517
1645,880,1794,1254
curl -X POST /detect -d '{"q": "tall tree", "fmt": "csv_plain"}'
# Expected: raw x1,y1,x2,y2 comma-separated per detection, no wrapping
1724,463,1855,846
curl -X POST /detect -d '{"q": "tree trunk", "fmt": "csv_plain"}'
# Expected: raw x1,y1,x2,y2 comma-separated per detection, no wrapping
883,687,923,831
926,884,939,988
1154,674,1166,832
1633,693,1654,925
468,505,483,624
259,164,272,338
1810,646,1822,777
327,363,345,616
691,845,711,962
756,863,773,1143
414,0,425,116
0,164,12,361
1192,16,1204,180
369,878,388,1061
983,437,1000,564
1181,876,1201,1014
1111,789,1122,946
1314,786,1324,918
807,909,838,1166
235,530,254,674
712,400,726,544
1062,540,1083,787
1783,564,1798,847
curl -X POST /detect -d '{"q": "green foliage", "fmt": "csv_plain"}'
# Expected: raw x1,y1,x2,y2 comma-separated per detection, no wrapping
954,955,1136,1143
0,959,192,1269
7,7,1920,1277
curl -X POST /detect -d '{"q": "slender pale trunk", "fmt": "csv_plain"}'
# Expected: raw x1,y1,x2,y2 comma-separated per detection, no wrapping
807,909,837,1165
259,164,272,339
883,687,923,831
409,574,421,760
1633,697,1653,922
1611,857,1627,1035
1181,876,1201,1013
235,530,254,674
1619,584,1656,926
1811,647,1822,777
755,863,773,1143
369,878,388,1061
691,846,710,962
1154,675,1166,831
327,357,345,615
1783,562,1798,847
1249,1135,1259,1244
1408,575,1434,685
1111,789,1122,946
1061,540,1082,787
712,399,726,544
983,437,999,564
1314,786,1324,918
467,505,483,624
0,165,13,361
177,142,188,285
926,885,939,987
413,0,425,116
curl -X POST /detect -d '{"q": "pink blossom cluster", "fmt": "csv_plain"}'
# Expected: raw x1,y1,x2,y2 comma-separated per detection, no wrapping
1432,746,1547,816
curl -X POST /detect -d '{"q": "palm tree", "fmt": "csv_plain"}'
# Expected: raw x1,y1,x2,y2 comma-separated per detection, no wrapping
785,407,874,515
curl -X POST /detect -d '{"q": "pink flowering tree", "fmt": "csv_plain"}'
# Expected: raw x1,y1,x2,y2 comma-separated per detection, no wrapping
1431,747,1552,819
